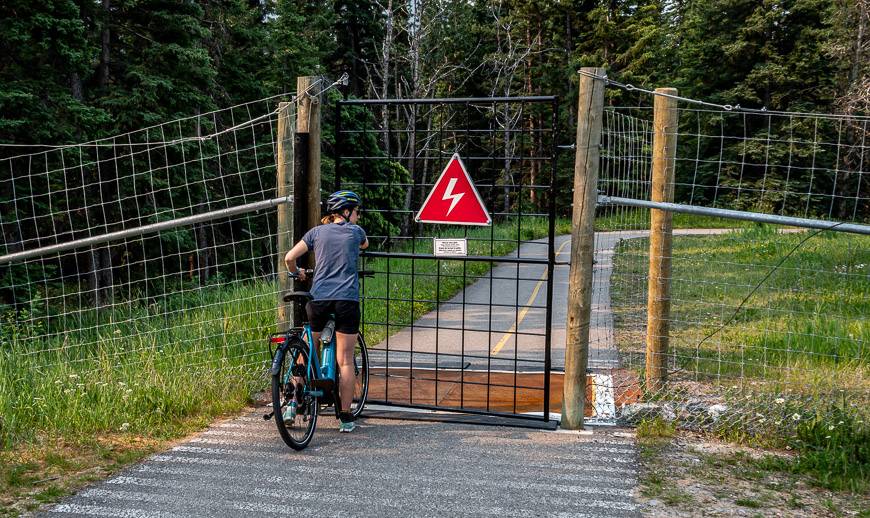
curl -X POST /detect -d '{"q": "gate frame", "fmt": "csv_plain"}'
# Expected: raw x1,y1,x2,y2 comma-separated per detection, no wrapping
335,95,561,425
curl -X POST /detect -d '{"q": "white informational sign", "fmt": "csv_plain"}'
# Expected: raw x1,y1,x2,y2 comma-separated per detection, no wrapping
433,238,468,257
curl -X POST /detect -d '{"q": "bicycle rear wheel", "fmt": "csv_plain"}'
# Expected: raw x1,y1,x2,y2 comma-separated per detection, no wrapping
272,336,318,450
349,333,369,418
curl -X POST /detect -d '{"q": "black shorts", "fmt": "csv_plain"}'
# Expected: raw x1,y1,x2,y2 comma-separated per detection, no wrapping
306,300,361,334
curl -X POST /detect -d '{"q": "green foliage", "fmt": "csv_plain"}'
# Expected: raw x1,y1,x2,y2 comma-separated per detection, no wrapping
637,416,677,439
337,102,411,238
788,404,870,491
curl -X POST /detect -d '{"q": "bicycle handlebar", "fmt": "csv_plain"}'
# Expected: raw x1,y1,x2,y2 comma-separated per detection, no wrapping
287,269,314,279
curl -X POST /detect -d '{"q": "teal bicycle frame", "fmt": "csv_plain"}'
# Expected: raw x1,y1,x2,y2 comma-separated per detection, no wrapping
283,323,339,400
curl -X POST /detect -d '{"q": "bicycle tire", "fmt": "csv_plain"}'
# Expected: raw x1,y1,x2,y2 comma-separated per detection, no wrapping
350,333,369,418
272,336,318,450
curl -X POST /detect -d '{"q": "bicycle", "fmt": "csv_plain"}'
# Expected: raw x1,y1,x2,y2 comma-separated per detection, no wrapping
264,269,372,450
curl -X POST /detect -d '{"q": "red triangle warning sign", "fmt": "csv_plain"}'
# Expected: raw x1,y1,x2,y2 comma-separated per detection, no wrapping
415,154,491,226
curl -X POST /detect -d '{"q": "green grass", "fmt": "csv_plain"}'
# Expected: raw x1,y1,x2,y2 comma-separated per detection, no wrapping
611,223,870,492
611,224,870,382
637,416,677,440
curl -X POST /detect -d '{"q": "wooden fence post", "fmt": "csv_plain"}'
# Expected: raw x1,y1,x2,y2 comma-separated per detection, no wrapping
646,88,679,391
276,101,296,332
279,76,322,327
562,67,606,430
297,76,322,231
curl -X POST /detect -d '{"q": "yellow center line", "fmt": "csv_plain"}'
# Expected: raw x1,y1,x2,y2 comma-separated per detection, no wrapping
490,239,571,356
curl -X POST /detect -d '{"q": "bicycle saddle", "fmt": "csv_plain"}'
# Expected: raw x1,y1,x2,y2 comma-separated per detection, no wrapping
283,291,313,304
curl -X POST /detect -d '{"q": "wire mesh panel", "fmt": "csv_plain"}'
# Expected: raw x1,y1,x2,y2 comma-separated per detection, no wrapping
0,95,293,444
594,86,869,437
336,97,560,423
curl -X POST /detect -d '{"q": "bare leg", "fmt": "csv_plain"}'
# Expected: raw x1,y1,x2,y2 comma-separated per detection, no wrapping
335,331,356,414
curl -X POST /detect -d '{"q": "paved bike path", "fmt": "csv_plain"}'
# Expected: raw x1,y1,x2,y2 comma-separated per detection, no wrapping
42,412,641,517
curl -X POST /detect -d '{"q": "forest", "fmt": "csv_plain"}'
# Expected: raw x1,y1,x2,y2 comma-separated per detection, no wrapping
0,0,867,305
1,1,866,152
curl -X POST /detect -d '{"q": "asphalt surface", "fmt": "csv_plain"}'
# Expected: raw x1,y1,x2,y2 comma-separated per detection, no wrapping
41,410,641,518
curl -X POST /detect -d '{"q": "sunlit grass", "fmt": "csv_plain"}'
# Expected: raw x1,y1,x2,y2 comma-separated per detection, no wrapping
611,224,869,382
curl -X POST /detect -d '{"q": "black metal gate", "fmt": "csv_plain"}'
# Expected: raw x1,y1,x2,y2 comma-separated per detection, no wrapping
335,96,560,425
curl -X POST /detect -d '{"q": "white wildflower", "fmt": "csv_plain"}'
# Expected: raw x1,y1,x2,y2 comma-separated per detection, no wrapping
829,425,835,431
825,436,831,439
775,398,785,404
792,413,801,421
119,422,130,432
68,374,78,379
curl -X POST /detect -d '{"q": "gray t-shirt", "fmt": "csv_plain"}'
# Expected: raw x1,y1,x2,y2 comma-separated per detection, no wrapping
302,222,367,301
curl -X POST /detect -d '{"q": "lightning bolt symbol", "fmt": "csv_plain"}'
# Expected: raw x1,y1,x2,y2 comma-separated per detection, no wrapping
442,178,465,216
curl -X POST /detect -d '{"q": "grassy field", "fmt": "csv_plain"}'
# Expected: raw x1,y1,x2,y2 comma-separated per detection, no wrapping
611,224,869,385
611,223,869,491
0,215,569,514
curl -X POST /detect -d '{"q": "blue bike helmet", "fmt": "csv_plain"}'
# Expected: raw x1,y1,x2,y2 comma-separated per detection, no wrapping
326,190,362,214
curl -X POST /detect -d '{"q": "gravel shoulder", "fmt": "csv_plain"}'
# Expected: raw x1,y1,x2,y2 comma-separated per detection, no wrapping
635,430,869,517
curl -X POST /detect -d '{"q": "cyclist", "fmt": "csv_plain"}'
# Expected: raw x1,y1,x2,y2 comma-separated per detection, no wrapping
283,190,368,433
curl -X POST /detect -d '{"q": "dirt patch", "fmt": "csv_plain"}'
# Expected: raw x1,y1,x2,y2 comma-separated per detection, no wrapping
635,431,870,517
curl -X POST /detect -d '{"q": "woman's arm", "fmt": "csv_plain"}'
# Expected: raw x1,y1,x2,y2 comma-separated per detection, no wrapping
284,240,310,280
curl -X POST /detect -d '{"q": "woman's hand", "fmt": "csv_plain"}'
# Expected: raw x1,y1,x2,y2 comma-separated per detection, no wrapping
296,269,307,282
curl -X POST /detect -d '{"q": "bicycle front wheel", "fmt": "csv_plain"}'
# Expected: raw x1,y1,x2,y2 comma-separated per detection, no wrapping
350,333,369,418
271,336,318,450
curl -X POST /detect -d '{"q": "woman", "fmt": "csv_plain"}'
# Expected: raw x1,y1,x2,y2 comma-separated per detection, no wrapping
283,190,368,433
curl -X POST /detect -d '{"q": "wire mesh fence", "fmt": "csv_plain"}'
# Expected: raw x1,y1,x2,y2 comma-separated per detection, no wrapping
593,82,869,438
0,95,291,444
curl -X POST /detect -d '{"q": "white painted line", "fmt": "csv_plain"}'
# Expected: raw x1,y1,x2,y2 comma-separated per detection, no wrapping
585,373,617,426
553,428,594,435
47,503,176,518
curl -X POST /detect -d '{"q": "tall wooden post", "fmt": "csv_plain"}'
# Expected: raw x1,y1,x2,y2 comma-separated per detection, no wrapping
276,101,296,332
297,76,322,231
287,76,323,326
562,67,606,430
646,88,679,391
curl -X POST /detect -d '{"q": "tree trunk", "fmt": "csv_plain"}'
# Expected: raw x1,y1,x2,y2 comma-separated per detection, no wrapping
197,222,211,285
99,247,113,305
380,0,394,156
87,248,100,308
99,0,110,89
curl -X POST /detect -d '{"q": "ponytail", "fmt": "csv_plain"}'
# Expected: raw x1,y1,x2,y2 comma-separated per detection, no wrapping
321,213,342,225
